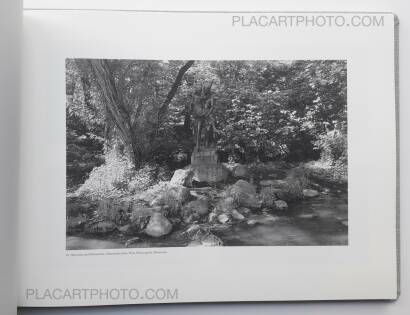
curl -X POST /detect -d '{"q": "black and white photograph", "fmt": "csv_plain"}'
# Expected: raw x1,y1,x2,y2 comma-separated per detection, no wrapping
66,59,348,249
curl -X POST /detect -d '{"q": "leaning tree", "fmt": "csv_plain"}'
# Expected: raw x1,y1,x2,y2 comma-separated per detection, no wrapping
89,59,194,169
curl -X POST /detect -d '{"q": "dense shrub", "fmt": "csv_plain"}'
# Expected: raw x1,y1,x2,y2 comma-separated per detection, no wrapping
76,150,166,198
154,188,184,217
311,128,347,186
305,160,347,187
137,181,189,216
279,166,311,201
76,149,134,198
127,164,169,194
314,130,347,164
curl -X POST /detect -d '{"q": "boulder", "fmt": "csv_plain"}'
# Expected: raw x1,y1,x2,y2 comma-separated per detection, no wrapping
167,184,190,202
145,213,173,237
149,184,190,208
137,183,189,207
226,180,262,209
234,179,257,194
170,169,194,187
303,189,319,198
232,164,248,178
215,196,236,213
240,193,261,209
183,199,210,217
85,220,117,235
231,209,245,221
274,200,288,211
259,186,279,207
217,213,230,224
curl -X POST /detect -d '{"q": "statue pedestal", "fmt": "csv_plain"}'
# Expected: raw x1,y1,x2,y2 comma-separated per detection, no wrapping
191,148,218,165
191,148,228,184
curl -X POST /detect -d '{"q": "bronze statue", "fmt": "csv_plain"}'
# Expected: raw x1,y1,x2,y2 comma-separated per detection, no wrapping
191,82,219,151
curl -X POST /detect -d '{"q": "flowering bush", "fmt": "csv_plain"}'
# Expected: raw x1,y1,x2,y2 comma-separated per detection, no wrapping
76,150,163,198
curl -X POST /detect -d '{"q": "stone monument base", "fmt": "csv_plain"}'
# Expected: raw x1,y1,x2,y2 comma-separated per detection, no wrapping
192,164,229,183
190,147,229,184
191,147,218,165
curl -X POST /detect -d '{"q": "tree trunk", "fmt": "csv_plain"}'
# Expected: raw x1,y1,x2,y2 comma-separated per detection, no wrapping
90,59,194,169
89,60,138,164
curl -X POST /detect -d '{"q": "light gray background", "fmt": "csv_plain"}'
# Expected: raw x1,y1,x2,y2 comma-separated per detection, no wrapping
10,0,410,314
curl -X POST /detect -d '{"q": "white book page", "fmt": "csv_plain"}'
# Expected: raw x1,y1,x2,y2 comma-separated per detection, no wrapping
19,10,397,307
0,1,21,315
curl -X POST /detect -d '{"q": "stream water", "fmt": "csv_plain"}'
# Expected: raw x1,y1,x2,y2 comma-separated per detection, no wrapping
216,191,347,246
66,191,347,250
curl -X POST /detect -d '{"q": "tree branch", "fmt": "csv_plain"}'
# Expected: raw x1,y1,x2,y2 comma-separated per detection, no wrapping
157,60,194,124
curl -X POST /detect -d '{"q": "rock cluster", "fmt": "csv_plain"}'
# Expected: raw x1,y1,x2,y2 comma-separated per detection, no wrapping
66,163,321,246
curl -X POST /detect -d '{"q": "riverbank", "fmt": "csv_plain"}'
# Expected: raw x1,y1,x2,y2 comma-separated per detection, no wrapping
66,161,347,249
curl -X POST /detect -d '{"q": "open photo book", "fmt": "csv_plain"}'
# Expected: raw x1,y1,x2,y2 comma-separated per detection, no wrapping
0,3,400,311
